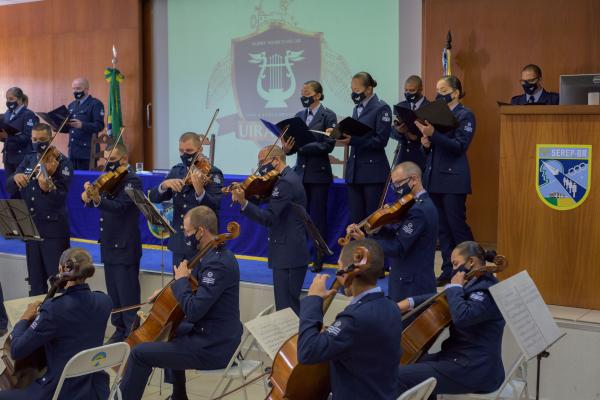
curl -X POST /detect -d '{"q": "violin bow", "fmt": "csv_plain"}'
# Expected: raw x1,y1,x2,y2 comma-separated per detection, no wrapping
182,109,220,184
101,127,125,172
26,114,70,181
375,139,404,210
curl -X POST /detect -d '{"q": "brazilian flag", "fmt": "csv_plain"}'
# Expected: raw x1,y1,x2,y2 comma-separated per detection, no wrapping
104,67,124,142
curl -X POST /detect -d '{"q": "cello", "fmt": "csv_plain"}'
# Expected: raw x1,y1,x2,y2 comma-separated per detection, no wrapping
400,255,508,364
266,246,370,400
125,221,240,348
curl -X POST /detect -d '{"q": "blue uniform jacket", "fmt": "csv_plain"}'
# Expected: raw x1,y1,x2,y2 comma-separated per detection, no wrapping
345,94,392,184
241,166,309,269
374,192,438,301
289,106,337,183
171,246,243,367
412,274,505,393
392,98,429,170
9,284,112,400
2,107,38,165
6,153,73,239
92,168,143,265
422,103,475,194
510,89,559,105
67,96,105,160
298,292,403,400
149,163,224,258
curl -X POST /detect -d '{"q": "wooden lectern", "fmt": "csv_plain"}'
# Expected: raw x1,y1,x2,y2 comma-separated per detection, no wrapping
498,105,600,309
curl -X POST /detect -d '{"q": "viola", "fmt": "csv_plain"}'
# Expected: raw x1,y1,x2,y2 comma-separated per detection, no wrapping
221,169,280,200
125,222,240,348
339,193,415,246
266,246,370,400
400,255,508,364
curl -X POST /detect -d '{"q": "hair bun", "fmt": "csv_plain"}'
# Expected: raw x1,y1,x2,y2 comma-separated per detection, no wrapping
484,249,497,263
371,78,378,88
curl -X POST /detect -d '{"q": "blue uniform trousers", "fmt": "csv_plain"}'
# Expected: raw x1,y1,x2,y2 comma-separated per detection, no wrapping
71,158,91,170
25,237,69,295
304,182,329,261
347,182,386,224
105,263,140,342
273,267,307,315
429,193,473,278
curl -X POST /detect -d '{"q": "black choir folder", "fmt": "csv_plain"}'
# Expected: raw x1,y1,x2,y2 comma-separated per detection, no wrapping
37,105,70,133
261,117,317,148
0,120,20,135
394,99,459,135
333,117,371,139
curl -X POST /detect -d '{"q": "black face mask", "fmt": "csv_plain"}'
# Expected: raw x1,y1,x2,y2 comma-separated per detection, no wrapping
33,141,49,154
351,91,366,105
180,152,197,168
404,91,421,103
522,81,538,95
258,162,275,176
6,101,17,111
106,160,120,172
451,263,470,278
73,91,85,100
186,230,201,250
300,96,315,108
393,179,412,197
436,92,453,104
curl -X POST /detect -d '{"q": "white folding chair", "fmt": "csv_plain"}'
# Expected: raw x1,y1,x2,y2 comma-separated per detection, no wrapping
51,342,130,400
441,352,529,400
398,377,437,400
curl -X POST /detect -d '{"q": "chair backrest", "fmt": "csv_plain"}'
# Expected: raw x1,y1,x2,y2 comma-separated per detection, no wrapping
397,377,437,400
90,132,114,170
202,133,216,165
52,342,130,400
329,143,349,179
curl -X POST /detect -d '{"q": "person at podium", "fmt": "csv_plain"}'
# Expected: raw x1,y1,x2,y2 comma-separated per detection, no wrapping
510,64,559,105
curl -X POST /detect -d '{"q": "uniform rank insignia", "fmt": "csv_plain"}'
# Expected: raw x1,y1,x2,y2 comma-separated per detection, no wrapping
326,320,342,336
464,121,473,132
402,222,414,235
62,166,70,176
469,291,485,302
272,186,280,197
536,144,591,211
126,183,133,190
100,109,105,116
202,271,215,285
381,112,391,123
27,119,34,127
30,314,41,330
212,175,221,184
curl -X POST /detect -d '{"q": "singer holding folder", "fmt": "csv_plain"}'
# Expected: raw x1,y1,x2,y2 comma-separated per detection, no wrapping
282,80,336,272
340,72,392,225
415,75,475,285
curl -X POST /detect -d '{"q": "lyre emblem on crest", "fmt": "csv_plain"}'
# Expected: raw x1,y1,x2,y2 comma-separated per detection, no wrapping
249,50,304,108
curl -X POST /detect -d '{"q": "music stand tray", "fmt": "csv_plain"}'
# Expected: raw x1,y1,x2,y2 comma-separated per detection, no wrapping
0,200,43,241
125,188,175,236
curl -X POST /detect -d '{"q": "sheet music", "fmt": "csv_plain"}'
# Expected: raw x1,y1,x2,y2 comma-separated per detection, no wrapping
244,307,299,360
4,294,46,328
490,270,562,360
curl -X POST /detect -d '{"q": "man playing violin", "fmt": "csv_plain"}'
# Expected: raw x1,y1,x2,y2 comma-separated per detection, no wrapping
297,238,403,400
346,161,438,302
396,241,505,399
119,206,242,400
0,248,112,400
6,122,73,295
230,145,309,315
149,132,224,267
81,142,142,343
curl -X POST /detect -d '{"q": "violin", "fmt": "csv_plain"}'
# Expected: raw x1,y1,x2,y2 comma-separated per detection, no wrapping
29,145,61,192
339,193,415,246
221,169,280,200
183,156,212,187
86,164,129,197
400,255,508,364
125,222,240,348
266,246,369,400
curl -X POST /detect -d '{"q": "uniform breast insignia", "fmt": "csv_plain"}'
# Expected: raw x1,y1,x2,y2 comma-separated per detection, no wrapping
272,186,280,197
402,222,414,235
381,111,391,123
469,291,485,302
326,320,342,336
201,271,216,286
62,166,70,176
27,119,34,127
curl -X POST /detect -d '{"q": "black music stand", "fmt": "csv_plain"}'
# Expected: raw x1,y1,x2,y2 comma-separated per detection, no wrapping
125,188,175,285
0,200,42,241
290,203,333,264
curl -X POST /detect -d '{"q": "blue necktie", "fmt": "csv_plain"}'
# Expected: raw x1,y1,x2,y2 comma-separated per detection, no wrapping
528,96,535,104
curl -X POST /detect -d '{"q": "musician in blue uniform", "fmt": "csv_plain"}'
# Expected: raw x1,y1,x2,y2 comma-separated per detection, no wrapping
415,75,475,285
346,162,438,302
0,247,112,400
282,80,337,271
119,206,242,400
149,132,224,267
6,123,73,295
81,142,142,343
1,87,38,177
67,77,105,170
392,75,429,170
396,241,505,399
510,64,559,105
231,145,309,315
297,238,403,400
339,72,392,224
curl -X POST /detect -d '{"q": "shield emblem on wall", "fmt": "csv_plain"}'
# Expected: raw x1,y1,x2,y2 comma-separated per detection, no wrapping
231,23,322,122
536,144,592,211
